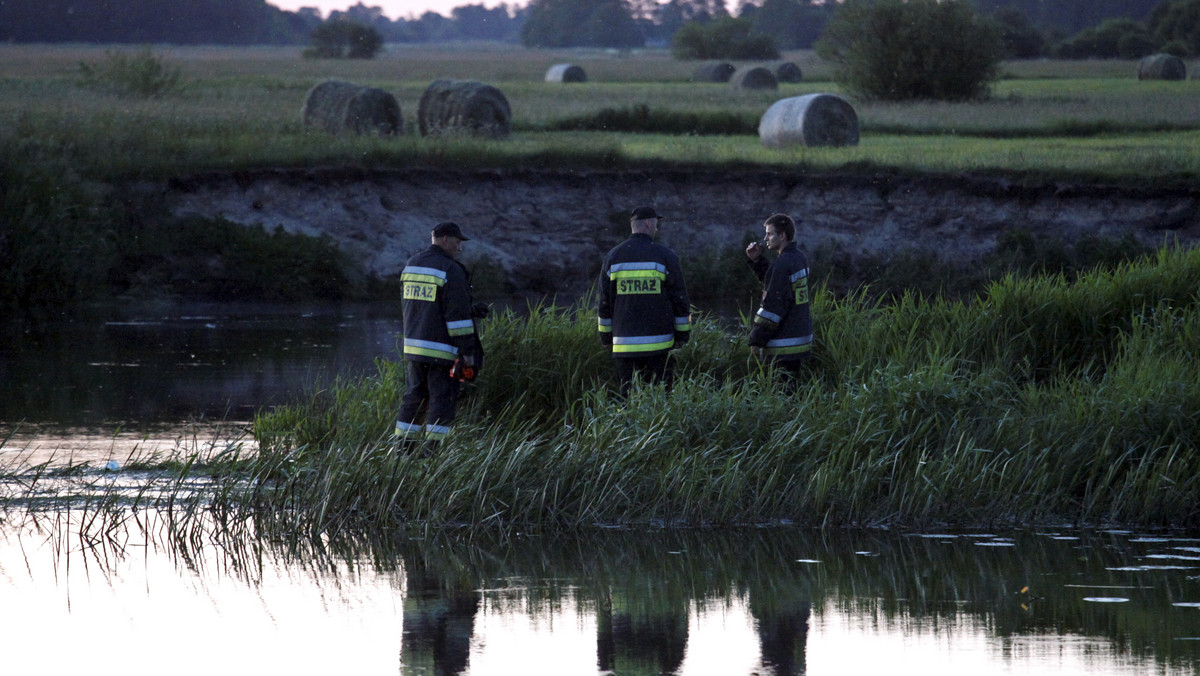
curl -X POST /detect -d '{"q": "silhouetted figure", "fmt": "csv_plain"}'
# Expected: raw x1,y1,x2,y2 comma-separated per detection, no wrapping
596,590,688,675
400,557,479,676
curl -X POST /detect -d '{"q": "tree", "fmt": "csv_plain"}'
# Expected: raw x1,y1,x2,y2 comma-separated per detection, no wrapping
453,4,516,41
745,0,831,50
521,0,643,47
304,20,383,59
991,7,1046,58
816,0,1002,102
1054,18,1153,59
671,16,779,59
1149,0,1200,56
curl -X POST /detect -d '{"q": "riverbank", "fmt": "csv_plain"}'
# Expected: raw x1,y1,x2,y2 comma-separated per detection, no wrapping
147,167,1200,305
239,246,1200,533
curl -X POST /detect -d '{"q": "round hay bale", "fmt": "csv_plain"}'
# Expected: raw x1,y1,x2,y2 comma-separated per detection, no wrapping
301,80,402,136
772,61,803,83
731,66,778,91
418,79,512,139
1137,53,1186,81
693,62,736,83
545,63,587,83
758,93,860,149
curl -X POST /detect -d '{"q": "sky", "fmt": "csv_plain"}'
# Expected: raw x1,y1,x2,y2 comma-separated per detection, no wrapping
267,0,525,20
267,0,737,21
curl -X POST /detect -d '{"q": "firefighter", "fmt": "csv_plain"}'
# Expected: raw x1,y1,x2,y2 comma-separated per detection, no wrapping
598,206,692,397
395,221,483,446
745,213,813,388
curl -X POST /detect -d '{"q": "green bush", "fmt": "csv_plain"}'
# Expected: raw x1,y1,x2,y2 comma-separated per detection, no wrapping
76,48,182,98
0,133,115,312
545,103,754,135
1055,19,1155,59
671,17,779,60
303,20,383,59
520,0,642,48
991,7,1046,59
816,0,1001,101
1150,0,1200,57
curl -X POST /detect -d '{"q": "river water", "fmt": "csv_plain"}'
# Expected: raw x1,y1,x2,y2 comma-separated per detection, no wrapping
2,304,1199,676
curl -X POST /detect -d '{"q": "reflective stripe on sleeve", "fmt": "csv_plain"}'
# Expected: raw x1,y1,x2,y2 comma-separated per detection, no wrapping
598,317,613,333
755,308,782,325
764,334,813,355
674,315,691,331
446,319,475,336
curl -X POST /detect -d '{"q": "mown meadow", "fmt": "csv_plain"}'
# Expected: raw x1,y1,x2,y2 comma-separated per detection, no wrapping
2,43,1199,533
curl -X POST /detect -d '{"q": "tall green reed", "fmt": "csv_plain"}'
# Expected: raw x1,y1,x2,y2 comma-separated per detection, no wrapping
239,244,1200,534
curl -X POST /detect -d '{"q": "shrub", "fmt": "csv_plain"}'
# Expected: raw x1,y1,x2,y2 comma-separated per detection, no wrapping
1149,0,1200,57
545,103,753,135
521,0,642,48
991,7,1046,59
671,17,779,60
303,20,383,59
1055,19,1154,60
816,0,1001,102
76,48,182,98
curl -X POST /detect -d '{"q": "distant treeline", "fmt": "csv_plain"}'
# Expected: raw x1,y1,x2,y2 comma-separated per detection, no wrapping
0,0,1168,48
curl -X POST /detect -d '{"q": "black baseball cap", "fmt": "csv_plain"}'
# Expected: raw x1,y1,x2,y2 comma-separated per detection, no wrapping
432,221,470,240
630,205,663,221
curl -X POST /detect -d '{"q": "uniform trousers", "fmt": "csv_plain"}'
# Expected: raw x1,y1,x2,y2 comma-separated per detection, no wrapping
397,360,461,441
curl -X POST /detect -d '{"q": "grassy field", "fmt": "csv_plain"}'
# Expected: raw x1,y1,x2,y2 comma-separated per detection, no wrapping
2,43,1199,184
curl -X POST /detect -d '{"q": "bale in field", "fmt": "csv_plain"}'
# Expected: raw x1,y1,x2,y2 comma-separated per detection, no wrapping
693,62,736,83
731,66,778,90
545,63,587,83
418,79,512,138
1137,53,1186,81
301,80,402,136
758,93,859,149
772,61,803,83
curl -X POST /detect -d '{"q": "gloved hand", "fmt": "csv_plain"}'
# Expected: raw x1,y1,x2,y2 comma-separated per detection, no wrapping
674,330,690,346
472,302,490,319
600,332,612,347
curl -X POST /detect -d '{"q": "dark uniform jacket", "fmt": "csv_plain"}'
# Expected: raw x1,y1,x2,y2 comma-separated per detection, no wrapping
748,241,813,360
400,245,478,364
597,233,691,356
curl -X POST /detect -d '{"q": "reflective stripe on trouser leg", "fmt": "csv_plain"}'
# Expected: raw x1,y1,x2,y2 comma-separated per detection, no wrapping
424,423,451,441
395,421,422,437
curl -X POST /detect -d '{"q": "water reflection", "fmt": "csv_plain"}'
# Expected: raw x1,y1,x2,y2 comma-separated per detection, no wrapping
0,302,402,425
3,514,1197,676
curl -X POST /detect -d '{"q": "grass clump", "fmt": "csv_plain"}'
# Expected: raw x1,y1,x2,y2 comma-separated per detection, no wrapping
544,103,755,135
242,245,1200,534
76,48,183,98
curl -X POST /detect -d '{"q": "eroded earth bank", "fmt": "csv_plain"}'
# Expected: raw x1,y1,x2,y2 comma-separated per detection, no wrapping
135,168,1200,301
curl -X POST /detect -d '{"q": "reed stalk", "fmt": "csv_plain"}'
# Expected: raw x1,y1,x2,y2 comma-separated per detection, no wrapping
239,245,1200,534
